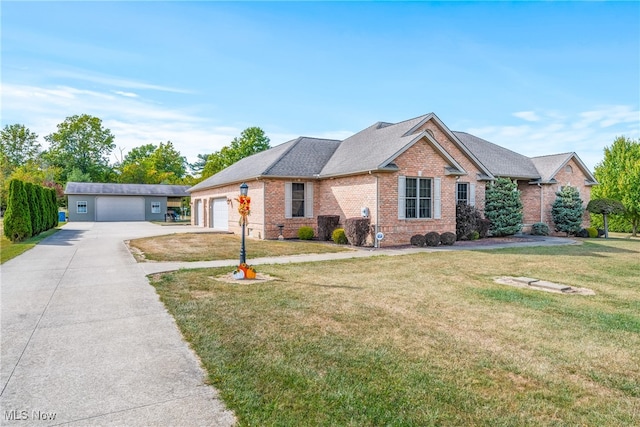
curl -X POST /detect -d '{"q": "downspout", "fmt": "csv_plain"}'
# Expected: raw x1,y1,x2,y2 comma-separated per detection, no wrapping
375,173,380,249
538,183,543,223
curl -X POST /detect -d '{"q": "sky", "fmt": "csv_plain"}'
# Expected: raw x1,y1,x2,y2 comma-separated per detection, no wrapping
2,1,639,172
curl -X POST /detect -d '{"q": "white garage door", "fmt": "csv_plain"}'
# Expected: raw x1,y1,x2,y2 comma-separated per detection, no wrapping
210,198,228,230
96,197,145,221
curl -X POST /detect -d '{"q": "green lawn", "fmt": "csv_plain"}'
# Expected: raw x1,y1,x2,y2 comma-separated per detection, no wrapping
0,223,64,264
150,238,640,426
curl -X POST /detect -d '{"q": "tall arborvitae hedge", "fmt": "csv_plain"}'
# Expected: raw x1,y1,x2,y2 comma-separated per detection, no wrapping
3,179,33,242
25,182,42,235
51,188,59,227
38,185,49,231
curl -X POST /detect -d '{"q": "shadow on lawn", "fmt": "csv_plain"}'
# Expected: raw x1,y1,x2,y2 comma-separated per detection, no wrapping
489,239,639,258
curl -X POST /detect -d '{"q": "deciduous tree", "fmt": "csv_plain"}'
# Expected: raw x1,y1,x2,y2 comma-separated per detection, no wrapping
591,136,640,236
201,127,270,178
43,114,115,182
0,124,41,176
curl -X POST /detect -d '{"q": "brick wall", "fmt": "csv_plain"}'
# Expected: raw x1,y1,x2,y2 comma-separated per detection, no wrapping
518,158,592,234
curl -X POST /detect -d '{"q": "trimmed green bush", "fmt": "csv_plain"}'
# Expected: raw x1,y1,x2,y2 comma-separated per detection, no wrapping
332,228,348,245
297,226,315,240
425,231,440,247
440,232,456,246
50,188,59,227
3,179,33,242
410,234,426,247
531,222,550,236
586,227,598,238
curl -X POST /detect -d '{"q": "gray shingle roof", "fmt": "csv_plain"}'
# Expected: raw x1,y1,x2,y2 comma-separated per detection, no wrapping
188,113,596,193
64,182,190,196
454,131,541,179
320,115,431,176
188,137,341,192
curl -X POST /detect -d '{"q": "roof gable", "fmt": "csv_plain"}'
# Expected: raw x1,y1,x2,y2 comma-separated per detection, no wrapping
530,152,597,185
320,113,492,178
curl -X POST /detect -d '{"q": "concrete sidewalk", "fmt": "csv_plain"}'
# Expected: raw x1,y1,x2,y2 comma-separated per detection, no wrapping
0,222,235,426
140,234,576,275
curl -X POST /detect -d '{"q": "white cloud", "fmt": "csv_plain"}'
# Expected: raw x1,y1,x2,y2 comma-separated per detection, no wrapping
466,105,640,171
513,111,541,122
113,91,139,98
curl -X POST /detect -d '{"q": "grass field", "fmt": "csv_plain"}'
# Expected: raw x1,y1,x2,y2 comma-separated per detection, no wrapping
0,222,64,264
129,232,351,262
150,237,640,426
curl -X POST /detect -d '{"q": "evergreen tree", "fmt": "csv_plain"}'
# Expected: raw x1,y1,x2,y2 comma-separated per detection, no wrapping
51,188,59,227
25,182,42,235
3,179,32,241
37,185,49,231
552,186,584,236
484,177,523,236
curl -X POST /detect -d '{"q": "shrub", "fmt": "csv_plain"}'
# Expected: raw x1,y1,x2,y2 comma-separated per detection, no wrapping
410,234,426,247
531,222,550,236
344,217,370,246
297,226,314,240
484,177,523,236
3,179,33,242
586,227,598,238
477,218,491,238
425,231,440,247
597,228,605,237
552,186,584,236
25,182,42,236
440,232,456,246
331,228,348,245
576,228,589,238
456,202,491,240
456,202,478,240
317,215,340,241
469,231,480,241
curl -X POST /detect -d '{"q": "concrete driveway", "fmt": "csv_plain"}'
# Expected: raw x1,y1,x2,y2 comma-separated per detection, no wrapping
0,222,235,426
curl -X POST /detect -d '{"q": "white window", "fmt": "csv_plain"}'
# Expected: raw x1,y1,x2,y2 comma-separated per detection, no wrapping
398,176,441,219
77,201,87,214
456,182,469,205
151,202,161,214
456,182,476,206
285,182,314,218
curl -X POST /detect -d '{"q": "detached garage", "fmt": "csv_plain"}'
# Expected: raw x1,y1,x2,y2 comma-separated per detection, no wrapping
65,182,189,222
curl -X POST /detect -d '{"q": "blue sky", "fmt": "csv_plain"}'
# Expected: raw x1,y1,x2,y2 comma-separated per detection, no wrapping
2,1,639,172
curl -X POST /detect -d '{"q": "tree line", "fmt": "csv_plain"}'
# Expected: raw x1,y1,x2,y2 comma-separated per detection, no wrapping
0,114,271,211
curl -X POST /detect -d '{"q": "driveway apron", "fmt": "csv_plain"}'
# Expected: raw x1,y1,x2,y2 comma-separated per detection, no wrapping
0,222,235,426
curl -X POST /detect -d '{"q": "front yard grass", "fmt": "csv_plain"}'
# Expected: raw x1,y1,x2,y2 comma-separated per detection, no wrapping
149,238,640,426
0,222,64,264
129,233,351,262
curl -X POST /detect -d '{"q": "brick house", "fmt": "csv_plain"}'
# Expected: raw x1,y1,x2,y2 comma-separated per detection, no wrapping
188,113,597,246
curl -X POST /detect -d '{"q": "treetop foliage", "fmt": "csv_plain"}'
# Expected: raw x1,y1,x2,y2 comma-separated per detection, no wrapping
201,127,270,179
591,136,640,235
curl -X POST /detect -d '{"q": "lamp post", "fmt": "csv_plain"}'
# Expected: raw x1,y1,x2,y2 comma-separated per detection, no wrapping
239,182,248,265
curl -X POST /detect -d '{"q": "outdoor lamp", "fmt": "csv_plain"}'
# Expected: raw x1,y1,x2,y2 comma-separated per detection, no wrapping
239,182,248,265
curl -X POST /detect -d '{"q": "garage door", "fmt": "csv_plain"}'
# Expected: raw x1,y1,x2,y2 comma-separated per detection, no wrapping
210,198,228,230
96,197,145,221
